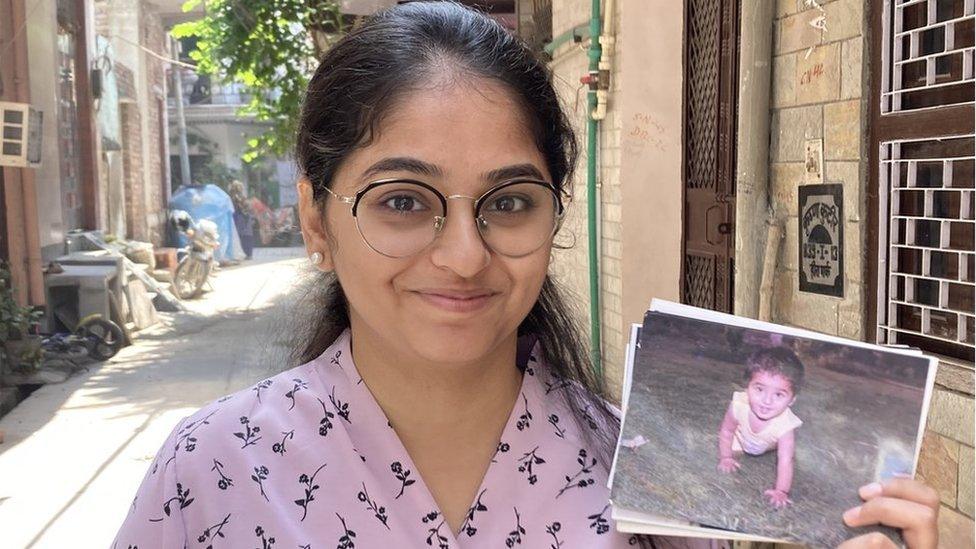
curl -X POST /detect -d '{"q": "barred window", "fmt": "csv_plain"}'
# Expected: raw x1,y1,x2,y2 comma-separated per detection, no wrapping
881,0,975,113
878,135,975,361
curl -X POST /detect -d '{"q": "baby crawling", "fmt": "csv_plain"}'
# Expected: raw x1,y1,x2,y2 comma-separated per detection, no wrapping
718,347,804,508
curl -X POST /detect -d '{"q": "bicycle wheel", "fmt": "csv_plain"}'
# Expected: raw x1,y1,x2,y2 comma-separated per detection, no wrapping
75,317,124,361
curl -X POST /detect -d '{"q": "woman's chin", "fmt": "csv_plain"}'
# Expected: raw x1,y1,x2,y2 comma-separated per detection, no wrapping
406,325,513,365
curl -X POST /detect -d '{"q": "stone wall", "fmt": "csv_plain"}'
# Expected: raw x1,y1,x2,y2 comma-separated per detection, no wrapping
769,1,974,545
769,0,866,340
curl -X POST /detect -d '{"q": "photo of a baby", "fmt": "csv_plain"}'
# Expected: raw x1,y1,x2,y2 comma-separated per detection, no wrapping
718,348,804,508
610,310,934,547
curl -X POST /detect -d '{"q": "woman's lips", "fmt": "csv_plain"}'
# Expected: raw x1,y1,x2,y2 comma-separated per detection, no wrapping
413,290,498,313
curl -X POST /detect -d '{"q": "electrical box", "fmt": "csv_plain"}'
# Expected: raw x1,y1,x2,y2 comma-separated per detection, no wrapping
0,101,43,168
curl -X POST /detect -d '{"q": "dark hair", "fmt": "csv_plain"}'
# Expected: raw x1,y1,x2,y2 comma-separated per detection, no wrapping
289,2,619,469
744,347,805,394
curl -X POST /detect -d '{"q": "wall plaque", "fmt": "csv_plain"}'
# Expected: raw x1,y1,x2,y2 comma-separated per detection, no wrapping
799,183,844,297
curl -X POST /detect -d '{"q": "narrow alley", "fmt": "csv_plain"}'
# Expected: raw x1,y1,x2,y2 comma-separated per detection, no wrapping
0,247,306,548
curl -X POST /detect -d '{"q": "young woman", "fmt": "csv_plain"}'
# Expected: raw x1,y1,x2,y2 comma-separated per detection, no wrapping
114,3,939,548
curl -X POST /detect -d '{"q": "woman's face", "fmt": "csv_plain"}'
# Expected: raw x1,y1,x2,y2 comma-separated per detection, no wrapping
299,77,554,367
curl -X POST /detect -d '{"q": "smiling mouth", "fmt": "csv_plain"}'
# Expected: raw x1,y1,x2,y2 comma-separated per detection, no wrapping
412,290,500,313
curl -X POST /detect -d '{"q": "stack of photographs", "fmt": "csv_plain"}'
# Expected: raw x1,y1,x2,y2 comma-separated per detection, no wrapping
608,300,937,547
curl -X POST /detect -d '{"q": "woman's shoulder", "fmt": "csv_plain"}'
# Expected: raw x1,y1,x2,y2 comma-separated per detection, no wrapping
168,359,332,465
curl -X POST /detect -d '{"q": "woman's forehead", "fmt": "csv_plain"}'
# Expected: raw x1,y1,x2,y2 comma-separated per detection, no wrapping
334,79,549,190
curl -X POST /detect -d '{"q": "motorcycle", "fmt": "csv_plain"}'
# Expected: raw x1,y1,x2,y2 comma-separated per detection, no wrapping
169,210,220,299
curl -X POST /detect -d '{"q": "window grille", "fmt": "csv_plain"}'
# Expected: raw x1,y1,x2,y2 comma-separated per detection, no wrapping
877,134,975,362
881,0,975,113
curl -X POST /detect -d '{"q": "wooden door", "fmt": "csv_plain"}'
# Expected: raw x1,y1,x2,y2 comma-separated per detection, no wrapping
682,0,739,313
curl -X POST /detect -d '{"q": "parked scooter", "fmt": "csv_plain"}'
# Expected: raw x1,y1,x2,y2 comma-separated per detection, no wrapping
169,210,220,299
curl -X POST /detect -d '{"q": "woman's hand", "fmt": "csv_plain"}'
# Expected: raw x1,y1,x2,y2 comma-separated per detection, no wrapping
837,478,939,549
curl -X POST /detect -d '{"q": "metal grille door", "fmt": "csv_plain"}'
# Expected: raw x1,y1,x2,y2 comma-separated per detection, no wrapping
682,0,739,312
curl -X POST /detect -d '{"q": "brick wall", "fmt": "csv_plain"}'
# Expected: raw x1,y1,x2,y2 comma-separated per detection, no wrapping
141,7,166,246
117,61,147,242
548,0,626,391
769,1,974,544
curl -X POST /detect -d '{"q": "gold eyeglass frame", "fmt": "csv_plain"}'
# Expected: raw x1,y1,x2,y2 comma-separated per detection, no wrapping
322,177,571,258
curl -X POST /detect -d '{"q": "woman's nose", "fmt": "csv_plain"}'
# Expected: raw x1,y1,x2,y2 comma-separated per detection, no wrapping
428,206,491,277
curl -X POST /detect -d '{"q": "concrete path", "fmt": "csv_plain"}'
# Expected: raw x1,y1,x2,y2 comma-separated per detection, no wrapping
0,247,309,549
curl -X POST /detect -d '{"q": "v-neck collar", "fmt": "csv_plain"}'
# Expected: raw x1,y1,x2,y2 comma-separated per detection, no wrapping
312,329,532,546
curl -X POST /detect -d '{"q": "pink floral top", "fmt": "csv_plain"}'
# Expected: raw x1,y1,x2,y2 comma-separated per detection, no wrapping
113,330,721,549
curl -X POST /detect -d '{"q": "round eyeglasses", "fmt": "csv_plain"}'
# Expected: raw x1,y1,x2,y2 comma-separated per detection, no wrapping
323,178,568,258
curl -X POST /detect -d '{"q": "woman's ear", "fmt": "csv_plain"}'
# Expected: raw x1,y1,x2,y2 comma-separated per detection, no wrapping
297,177,335,271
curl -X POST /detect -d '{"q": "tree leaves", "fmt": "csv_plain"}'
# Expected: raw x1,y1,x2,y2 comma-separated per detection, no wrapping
171,0,348,161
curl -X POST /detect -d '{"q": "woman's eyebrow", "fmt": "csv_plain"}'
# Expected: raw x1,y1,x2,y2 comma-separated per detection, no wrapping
483,163,546,183
362,157,442,179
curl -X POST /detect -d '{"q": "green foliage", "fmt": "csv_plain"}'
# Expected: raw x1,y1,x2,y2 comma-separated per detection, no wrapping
0,263,43,370
172,0,347,161
0,264,41,344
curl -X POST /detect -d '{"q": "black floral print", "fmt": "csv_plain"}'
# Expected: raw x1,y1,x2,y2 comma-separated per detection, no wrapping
336,513,356,549
516,446,546,485
422,510,449,548
251,465,270,502
458,488,488,537
272,430,294,455
548,413,566,438
285,378,308,411
234,416,262,449
390,461,415,500
546,521,563,548
196,513,230,548
556,449,597,498
294,463,327,521
357,482,390,529
515,393,532,431
252,379,273,403
112,330,650,549
330,385,351,423
254,525,275,548
588,504,611,535
317,397,335,437
211,459,233,490
504,507,525,547
149,482,194,522
167,411,215,466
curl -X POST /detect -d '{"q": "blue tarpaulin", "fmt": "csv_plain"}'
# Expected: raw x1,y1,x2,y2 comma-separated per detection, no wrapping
169,184,244,262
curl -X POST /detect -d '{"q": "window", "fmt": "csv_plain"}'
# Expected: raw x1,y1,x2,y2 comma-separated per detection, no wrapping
874,0,976,362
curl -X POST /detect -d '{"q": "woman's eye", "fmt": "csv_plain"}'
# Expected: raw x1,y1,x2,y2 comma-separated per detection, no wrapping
382,195,426,212
486,195,530,213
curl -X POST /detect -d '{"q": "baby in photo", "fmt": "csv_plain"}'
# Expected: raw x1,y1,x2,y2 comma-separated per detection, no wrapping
718,348,804,508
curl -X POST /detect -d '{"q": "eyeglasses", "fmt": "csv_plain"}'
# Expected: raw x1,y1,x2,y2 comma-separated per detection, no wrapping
323,178,569,258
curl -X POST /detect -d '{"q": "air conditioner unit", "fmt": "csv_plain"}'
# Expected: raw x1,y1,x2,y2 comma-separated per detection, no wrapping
0,101,43,168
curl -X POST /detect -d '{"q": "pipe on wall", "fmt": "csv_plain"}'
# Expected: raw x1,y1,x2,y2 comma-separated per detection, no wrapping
585,0,603,373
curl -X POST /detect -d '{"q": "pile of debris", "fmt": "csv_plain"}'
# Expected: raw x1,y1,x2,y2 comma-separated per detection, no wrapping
0,231,186,394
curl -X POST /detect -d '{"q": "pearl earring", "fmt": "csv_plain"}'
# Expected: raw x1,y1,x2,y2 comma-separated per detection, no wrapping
308,251,324,266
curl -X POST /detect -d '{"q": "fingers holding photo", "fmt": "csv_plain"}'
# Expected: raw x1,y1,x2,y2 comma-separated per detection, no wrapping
841,479,939,549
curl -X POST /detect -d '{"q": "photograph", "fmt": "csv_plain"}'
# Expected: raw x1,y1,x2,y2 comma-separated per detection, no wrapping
611,310,934,547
